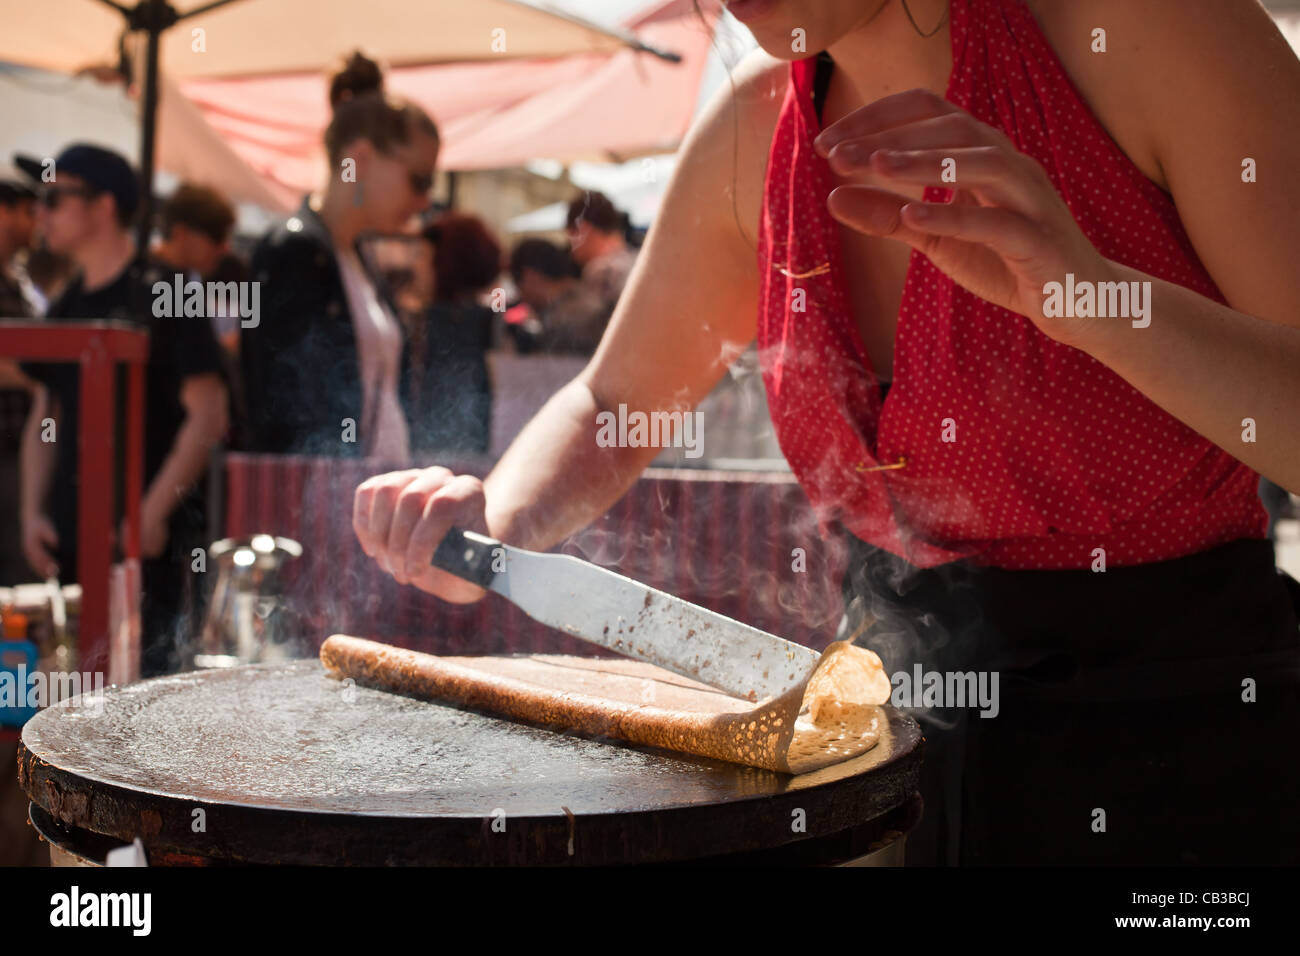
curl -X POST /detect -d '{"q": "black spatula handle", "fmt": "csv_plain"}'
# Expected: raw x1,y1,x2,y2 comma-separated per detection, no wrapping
430,527,502,589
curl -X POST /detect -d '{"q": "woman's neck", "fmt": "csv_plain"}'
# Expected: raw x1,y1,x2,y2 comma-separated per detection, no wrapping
825,0,951,107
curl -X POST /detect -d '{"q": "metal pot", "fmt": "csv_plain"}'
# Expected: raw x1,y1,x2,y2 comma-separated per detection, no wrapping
194,535,303,669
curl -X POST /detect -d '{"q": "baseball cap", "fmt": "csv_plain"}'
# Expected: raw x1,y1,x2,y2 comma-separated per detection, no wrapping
14,143,139,220
0,179,36,204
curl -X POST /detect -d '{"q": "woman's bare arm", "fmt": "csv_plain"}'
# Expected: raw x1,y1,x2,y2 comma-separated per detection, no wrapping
1075,261,1300,491
1063,0,1300,488
356,53,788,592
486,57,785,549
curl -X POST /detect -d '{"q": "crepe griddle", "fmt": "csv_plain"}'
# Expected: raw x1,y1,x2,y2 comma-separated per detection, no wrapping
18,660,922,865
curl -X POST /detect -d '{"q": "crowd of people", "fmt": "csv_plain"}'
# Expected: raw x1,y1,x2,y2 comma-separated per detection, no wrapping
0,52,638,675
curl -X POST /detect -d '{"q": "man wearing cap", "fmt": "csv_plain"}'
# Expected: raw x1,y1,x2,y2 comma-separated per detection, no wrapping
15,143,229,677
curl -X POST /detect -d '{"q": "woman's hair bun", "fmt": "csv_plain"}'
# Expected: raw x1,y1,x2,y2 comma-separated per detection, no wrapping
329,51,384,110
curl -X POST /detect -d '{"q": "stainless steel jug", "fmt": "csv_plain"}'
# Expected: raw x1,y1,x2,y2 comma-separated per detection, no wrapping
195,535,303,668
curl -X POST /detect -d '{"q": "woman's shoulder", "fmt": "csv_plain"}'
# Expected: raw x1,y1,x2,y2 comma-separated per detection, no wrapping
720,48,790,139
673,48,791,250
251,205,335,276
1020,0,1261,192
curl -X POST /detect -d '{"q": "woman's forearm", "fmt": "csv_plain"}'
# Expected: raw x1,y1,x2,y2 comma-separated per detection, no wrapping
483,378,662,551
1069,259,1300,491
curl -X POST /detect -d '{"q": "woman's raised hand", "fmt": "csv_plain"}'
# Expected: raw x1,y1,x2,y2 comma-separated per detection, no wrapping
353,466,490,602
815,87,1114,348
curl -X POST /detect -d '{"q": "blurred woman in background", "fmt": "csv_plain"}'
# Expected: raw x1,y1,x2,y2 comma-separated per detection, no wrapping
402,214,501,455
240,52,439,461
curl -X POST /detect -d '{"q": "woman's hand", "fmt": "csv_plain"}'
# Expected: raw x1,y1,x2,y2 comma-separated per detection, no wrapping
119,495,170,560
814,88,1113,348
353,466,490,603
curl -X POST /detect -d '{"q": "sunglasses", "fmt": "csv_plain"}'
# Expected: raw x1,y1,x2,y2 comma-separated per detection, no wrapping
406,167,434,197
39,185,100,209
378,145,434,197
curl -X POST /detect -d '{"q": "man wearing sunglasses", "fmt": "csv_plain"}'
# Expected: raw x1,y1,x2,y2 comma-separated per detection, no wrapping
14,143,229,678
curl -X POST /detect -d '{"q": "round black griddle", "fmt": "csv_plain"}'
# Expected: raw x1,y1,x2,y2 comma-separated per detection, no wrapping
19,660,922,865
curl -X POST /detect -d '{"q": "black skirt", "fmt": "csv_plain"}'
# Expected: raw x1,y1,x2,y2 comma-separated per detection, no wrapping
835,529,1300,865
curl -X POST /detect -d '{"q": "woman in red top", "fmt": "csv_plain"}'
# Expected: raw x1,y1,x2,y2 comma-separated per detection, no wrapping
354,0,1300,864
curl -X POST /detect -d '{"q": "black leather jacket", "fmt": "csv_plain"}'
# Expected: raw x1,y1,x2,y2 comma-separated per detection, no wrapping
240,198,368,457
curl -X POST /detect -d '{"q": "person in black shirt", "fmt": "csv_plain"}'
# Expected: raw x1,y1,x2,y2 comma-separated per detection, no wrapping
402,214,499,454
15,144,229,677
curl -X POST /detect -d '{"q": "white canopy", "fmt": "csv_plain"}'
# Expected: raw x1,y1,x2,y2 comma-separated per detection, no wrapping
0,0,652,77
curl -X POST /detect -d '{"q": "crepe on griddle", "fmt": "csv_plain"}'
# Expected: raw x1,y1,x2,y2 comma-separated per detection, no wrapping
320,634,891,774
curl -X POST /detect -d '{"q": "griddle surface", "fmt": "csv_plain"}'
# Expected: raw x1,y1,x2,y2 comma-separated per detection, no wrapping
19,660,922,864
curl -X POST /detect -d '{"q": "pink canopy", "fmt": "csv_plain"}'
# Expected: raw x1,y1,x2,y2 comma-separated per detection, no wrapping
175,0,719,208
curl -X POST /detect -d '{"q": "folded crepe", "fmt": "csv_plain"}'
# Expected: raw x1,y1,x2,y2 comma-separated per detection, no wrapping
320,634,892,774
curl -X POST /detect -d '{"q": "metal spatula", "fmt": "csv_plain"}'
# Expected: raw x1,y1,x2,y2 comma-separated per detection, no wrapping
432,527,820,702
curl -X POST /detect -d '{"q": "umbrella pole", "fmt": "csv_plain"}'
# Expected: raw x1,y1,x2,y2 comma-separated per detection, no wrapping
120,0,245,251
136,15,161,253
112,0,178,252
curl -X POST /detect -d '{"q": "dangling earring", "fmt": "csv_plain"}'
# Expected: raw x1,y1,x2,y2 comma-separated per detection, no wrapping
901,0,948,38
352,181,365,207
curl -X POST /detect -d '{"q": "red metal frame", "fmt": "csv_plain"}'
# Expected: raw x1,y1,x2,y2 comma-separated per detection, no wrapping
0,321,149,678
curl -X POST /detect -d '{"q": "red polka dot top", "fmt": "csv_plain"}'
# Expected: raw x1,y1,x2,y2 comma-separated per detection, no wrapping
756,0,1266,570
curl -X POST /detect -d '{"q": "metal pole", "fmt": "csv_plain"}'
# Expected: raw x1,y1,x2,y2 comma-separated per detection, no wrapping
134,0,163,252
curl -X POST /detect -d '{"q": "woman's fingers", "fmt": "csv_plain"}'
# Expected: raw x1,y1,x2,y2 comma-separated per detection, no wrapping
814,87,958,157
826,112,999,176
828,183,1046,262
353,467,442,567
353,466,489,601
898,199,1046,263
402,475,490,603
383,468,457,583
827,184,1043,314
825,184,928,245
865,146,1048,213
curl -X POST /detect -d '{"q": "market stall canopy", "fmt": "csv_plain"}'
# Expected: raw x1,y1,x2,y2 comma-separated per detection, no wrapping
0,0,658,78
156,72,289,210
0,62,286,212
175,0,717,203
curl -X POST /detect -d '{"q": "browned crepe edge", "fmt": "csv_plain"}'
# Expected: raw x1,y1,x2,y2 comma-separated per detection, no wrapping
320,635,887,774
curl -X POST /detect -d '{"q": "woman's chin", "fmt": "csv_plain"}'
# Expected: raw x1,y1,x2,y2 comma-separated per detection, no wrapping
737,14,827,59
751,39,818,62
374,212,410,235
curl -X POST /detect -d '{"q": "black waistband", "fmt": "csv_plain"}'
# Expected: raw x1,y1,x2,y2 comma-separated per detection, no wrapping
838,531,1300,700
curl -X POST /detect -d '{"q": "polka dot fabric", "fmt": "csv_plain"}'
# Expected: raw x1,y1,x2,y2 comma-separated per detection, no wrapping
756,0,1267,570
